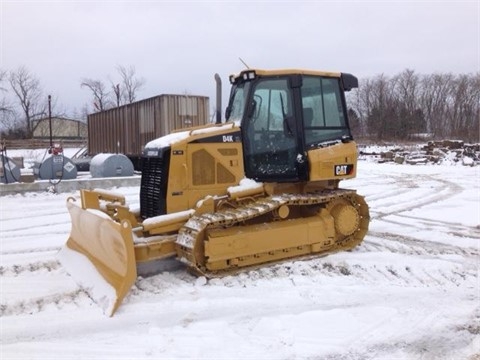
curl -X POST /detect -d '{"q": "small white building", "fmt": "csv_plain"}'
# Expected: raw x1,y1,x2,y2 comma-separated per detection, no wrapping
32,117,87,139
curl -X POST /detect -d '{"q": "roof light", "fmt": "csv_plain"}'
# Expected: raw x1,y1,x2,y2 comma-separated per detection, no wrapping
230,71,256,84
242,70,256,80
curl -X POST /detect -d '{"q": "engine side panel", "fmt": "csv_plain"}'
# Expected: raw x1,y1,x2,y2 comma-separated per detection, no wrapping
165,128,245,214
307,141,358,181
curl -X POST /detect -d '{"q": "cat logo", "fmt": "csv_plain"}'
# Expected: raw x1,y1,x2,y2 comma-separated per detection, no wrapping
223,135,234,142
334,164,354,176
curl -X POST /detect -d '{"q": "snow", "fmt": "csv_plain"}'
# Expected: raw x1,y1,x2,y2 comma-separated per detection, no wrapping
142,209,195,230
1,160,479,359
57,246,117,317
227,177,264,197
145,123,238,150
144,131,190,150
89,153,115,167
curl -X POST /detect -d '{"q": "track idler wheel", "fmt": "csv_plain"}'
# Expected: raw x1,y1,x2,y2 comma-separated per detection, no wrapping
329,201,360,236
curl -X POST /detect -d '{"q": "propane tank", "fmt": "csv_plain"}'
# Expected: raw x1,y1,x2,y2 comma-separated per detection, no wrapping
0,154,21,184
38,144,77,180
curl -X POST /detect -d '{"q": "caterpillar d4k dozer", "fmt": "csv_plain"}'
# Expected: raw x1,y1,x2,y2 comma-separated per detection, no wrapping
60,69,370,316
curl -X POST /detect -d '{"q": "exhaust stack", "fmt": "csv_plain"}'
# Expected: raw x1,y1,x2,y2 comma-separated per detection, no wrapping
214,73,222,124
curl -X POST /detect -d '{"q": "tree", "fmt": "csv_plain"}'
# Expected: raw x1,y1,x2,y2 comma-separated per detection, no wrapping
0,69,11,113
82,65,145,113
352,69,479,142
391,69,426,139
448,73,480,142
0,69,19,135
420,73,453,138
117,65,145,104
347,108,363,137
8,66,45,137
81,78,111,112
110,82,122,108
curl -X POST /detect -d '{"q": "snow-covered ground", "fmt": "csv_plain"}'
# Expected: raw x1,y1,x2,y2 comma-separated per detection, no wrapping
1,159,479,359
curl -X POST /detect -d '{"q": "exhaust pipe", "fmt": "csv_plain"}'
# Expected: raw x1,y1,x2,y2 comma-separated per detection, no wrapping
214,73,222,124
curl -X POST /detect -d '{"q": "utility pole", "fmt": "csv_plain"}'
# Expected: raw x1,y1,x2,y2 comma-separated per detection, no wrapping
48,95,53,149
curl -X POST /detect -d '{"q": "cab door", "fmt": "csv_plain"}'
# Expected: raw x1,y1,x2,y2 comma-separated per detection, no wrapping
241,77,303,182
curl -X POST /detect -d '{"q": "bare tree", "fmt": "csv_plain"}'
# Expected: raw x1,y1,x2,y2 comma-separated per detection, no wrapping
117,65,145,104
420,73,454,138
0,69,11,113
448,73,480,142
110,82,123,107
0,69,7,91
391,69,426,139
82,65,145,112
81,78,111,112
0,69,19,135
9,66,45,137
354,70,479,142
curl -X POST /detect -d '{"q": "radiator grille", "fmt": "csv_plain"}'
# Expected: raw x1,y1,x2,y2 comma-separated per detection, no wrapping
140,148,170,219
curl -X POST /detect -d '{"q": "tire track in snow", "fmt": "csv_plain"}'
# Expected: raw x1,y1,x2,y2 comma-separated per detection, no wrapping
2,219,70,235
0,289,89,317
1,207,70,222
1,246,61,256
369,175,463,218
124,250,477,307
364,231,479,258
379,214,480,239
0,259,61,276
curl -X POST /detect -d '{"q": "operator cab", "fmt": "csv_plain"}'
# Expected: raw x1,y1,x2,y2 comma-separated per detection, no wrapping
225,69,358,183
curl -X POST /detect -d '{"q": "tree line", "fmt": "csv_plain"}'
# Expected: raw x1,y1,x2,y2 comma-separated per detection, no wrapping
1,67,478,142
0,65,144,138
348,69,480,143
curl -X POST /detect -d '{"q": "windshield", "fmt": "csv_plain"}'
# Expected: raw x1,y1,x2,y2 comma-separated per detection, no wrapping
226,81,251,124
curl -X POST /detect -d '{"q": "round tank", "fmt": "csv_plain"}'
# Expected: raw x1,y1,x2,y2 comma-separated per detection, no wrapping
90,153,134,178
0,155,21,183
39,155,78,180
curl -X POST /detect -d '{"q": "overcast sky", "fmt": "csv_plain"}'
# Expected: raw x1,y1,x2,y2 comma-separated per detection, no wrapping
1,0,479,118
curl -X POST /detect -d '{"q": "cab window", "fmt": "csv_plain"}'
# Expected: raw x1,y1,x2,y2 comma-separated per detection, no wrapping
301,76,350,146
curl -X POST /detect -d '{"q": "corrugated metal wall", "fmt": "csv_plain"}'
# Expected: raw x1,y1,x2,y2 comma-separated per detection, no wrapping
88,94,210,156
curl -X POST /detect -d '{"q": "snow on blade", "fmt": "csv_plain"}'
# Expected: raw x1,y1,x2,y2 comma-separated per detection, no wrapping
57,245,117,317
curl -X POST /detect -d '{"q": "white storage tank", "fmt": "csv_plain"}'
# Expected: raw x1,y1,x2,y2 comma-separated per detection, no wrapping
90,153,134,178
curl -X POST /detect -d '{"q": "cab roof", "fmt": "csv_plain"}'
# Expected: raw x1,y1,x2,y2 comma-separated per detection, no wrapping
231,68,341,81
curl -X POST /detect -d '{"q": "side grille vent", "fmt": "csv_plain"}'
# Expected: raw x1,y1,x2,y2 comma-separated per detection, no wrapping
140,148,170,219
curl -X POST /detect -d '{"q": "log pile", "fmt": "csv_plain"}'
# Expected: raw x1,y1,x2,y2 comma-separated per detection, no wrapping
359,140,479,166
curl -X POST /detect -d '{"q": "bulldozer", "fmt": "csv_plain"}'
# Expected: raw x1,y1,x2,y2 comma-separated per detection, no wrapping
61,69,370,316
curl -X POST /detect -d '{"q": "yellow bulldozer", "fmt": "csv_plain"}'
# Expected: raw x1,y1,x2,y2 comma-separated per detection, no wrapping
61,69,370,316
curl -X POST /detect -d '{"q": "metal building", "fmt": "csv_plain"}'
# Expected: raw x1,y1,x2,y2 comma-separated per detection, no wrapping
87,94,210,168
32,117,87,139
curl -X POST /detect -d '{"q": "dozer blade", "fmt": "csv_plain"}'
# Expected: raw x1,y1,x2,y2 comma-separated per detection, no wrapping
59,198,137,316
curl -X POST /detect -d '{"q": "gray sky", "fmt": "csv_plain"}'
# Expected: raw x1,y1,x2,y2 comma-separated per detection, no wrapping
1,0,479,117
